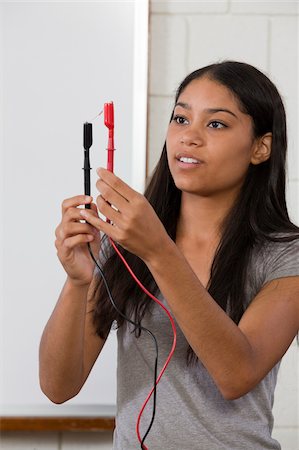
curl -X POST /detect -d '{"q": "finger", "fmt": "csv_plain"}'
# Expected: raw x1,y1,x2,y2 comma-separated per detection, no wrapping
90,202,98,213
96,195,121,225
61,234,95,252
79,209,116,239
96,179,128,213
61,195,93,215
63,204,98,223
59,222,98,241
96,167,136,202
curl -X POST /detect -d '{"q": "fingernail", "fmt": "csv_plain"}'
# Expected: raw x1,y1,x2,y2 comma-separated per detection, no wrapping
80,210,88,218
85,196,92,202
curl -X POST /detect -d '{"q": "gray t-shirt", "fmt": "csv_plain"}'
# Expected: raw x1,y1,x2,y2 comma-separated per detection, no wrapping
112,238,299,450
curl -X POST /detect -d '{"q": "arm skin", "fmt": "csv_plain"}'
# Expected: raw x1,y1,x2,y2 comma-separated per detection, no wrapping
39,196,108,404
80,168,299,400
39,277,107,404
146,243,299,399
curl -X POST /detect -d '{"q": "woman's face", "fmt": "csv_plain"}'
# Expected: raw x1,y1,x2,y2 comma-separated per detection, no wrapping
166,77,257,199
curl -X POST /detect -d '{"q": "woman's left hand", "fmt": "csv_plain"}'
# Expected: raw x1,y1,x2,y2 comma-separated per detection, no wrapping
79,167,171,263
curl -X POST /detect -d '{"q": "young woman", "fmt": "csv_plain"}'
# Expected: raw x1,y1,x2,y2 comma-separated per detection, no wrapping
40,61,299,449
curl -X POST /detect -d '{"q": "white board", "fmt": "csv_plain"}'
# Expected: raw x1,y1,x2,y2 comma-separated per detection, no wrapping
0,0,148,413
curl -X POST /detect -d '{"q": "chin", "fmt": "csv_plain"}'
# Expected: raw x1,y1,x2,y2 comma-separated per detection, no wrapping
174,180,203,195
174,179,218,197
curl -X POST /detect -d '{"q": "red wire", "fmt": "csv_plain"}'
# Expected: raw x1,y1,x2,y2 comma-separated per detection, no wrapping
108,238,177,449
104,103,176,447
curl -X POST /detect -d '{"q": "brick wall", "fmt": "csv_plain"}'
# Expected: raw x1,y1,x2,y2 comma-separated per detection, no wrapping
148,1,298,449
148,0,299,225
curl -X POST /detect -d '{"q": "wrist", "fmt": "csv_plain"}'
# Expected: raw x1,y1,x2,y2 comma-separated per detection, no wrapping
65,276,91,292
145,236,179,270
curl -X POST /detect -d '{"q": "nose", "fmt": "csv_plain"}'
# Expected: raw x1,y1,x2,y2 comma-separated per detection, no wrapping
180,126,204,147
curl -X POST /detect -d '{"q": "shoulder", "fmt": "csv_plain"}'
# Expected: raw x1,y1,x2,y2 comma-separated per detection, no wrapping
246,234,299,302
259,234,299,283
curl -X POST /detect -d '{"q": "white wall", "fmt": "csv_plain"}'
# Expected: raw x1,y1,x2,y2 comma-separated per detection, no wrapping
1,0,136,410
147,1,298,449
0,0,5,418
0,0,146,448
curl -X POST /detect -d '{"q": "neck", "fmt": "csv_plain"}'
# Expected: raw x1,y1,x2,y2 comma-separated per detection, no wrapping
176,190,238,244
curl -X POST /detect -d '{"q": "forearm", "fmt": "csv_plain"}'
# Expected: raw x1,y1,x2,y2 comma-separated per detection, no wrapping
146,240,255,399
39,278,90,403
80,170,257,397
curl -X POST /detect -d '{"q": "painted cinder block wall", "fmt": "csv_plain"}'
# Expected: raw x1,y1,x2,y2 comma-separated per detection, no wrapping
147,1,298,449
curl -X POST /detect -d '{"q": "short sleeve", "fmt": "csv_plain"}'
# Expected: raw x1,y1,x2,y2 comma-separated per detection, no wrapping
263,238,299,285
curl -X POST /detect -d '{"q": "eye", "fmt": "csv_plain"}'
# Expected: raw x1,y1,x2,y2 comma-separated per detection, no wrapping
208,121,227,129
172,115,189,125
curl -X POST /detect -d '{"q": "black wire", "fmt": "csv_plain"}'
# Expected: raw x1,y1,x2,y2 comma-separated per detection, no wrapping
83,121,157,446
87,242,158,447
140,354,158,448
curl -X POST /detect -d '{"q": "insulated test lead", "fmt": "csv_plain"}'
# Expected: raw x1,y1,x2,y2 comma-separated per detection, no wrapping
104,101,114,223
83,122,93,209
82,104,177,450
104,101,115,173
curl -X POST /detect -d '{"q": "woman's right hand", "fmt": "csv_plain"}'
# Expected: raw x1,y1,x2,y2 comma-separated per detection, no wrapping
55,195,101,287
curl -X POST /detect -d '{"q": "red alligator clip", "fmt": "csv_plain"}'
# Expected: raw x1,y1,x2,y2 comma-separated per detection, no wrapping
104,102,114,173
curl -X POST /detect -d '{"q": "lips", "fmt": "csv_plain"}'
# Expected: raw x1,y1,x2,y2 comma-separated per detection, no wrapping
176,153,204,165
179,156,200,164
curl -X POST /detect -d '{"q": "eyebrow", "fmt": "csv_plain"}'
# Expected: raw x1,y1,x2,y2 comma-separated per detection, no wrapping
175,102,238,118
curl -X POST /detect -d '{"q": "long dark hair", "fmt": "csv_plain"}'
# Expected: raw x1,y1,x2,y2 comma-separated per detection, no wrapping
91,61,299,361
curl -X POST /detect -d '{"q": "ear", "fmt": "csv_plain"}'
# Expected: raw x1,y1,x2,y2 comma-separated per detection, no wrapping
251,133,272,165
